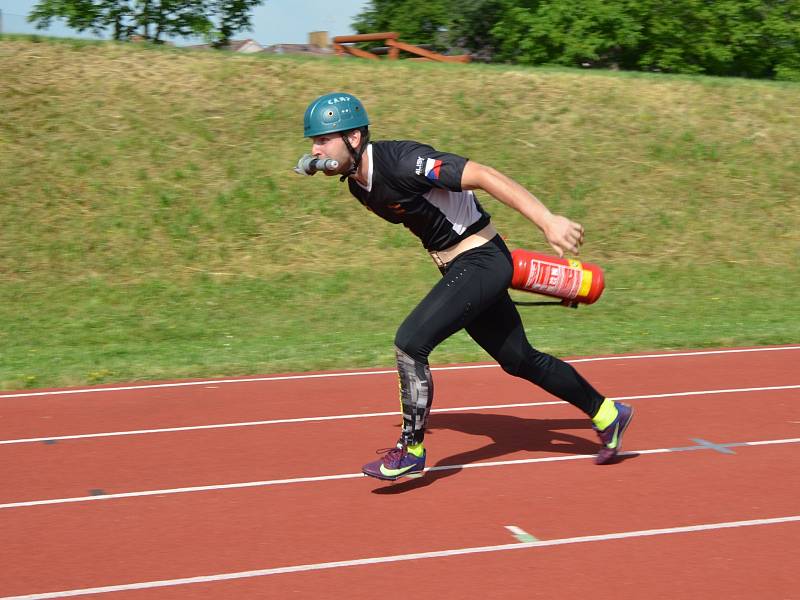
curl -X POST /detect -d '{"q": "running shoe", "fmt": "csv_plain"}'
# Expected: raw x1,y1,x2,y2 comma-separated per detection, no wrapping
362,444,426,481
593,401,634,465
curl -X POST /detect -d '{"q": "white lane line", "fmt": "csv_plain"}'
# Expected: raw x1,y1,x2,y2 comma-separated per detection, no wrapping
2,384,798,446
0,472,364,510
744,438,800,447
0,402,562,446
2,437,799,511
2,346,799,399
3,515,799,599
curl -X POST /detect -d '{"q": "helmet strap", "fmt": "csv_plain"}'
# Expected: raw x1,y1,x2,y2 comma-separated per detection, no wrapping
339,128,370,182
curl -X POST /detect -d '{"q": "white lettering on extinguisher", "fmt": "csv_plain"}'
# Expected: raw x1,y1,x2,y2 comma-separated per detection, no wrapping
524,260,583,300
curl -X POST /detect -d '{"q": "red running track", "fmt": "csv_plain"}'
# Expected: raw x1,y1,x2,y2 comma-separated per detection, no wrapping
0,346,798,599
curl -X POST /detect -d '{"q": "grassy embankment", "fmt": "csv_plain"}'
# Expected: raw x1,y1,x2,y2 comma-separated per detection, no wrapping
1,35,798,390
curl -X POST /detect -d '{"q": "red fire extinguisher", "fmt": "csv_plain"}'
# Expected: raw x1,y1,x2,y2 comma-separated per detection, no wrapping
510,249,605,308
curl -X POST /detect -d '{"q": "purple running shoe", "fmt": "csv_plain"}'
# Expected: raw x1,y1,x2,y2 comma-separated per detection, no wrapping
593,401,634,465
362,444,426,481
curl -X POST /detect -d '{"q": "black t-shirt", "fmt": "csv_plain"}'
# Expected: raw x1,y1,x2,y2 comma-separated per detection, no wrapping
347,140,491,251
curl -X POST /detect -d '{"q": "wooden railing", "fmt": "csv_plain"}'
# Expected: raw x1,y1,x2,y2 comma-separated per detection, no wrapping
332,32,470,63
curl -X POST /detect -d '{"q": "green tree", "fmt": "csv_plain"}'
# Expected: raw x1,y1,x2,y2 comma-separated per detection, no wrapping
353,0,450,48
490,0,643,67
446,0,506,60
28,0,264,45
354,0,800,80
213,0,261,47
635,0,800,79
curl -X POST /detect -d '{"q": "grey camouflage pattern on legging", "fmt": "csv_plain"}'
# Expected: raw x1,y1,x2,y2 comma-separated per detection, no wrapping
395,345,434,445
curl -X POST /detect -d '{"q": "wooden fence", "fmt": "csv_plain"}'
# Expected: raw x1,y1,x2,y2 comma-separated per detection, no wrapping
332,32,470,63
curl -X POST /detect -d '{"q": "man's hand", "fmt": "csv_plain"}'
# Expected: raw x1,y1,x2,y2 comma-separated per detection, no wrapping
543,214,584,257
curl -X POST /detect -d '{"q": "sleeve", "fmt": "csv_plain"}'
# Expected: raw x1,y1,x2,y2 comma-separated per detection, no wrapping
385,141,468,195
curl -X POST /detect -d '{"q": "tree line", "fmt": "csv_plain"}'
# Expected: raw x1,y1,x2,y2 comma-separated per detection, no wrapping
28,0,263,46
354,0,800,80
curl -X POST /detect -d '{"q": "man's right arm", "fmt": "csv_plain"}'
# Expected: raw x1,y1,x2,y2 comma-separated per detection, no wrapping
460,160,584,257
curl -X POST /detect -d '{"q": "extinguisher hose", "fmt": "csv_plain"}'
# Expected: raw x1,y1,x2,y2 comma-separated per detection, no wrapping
513,299,580,309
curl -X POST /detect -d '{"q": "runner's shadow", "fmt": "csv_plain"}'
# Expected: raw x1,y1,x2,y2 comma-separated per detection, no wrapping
371,412,636,495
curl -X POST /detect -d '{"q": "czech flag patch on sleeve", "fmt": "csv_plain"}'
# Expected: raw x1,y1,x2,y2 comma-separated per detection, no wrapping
424,158,442,181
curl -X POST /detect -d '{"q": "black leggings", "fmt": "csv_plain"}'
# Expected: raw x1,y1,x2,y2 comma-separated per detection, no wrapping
394,235,605,445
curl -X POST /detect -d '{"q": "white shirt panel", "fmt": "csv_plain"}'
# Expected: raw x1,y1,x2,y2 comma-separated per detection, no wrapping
423,188,482,236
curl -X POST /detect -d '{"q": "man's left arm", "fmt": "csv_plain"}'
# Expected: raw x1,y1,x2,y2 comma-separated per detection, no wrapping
461,160,584,257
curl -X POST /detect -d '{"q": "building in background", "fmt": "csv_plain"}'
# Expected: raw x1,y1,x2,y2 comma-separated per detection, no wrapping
262,31,332,56
188,38,264,53
188,32,333,55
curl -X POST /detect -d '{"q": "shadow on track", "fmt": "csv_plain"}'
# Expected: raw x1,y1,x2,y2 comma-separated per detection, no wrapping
371,412,638,494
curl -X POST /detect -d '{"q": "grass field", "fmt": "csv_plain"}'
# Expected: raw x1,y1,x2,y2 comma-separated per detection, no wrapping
1,35,799,390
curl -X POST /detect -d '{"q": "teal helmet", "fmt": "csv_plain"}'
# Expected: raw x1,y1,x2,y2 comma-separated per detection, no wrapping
303,93,369,138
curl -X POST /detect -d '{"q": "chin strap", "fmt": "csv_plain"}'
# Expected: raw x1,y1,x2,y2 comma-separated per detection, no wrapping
339,127,370,182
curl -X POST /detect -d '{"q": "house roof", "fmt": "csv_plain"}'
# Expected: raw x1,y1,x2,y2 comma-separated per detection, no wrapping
187,39,263,52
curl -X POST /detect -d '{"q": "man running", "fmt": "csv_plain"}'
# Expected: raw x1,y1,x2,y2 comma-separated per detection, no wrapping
298,92,634,480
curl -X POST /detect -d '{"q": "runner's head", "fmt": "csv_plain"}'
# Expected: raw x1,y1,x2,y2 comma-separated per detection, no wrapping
304,93,370,178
